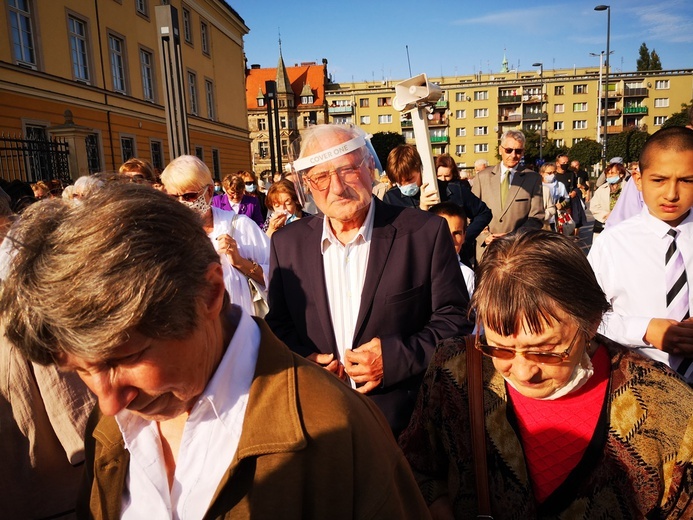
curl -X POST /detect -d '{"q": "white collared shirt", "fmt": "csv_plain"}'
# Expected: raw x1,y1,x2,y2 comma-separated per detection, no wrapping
117,309,260,520
588,206,693,382
321,201,375,385
500,164,516,185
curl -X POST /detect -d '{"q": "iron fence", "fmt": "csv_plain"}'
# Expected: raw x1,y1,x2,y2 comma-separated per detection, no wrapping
0,133,71,184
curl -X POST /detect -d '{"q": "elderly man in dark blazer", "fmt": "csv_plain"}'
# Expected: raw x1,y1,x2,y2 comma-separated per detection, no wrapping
471,129,544,261
267,124,472,437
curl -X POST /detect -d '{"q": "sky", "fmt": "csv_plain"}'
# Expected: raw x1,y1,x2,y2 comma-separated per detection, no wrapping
232,0,693,84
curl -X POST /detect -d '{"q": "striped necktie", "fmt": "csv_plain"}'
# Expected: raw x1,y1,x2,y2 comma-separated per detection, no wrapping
665,228,689,321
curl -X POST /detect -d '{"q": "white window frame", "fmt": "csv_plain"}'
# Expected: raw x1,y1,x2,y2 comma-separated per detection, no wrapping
139,47,155,102
205,78,215,120
474,108,489,118
554,121,564,131
182,5,193,44
9,0,37,67
474,90,488,101
554,104,564,113
456,109,466,119
573,102,588,112
455,92,466,102
378,114,392,124
456,127,466,137
654,98,669,108
135,0,148,18
474,126,488,136
456,144,466,155
474,143,488,153
187,70,198,115
654,116,667,126
360,115,370,125
573,120,587,130
655,80,670,90
120,134,137,163
108,32,127,94
200,19,210,56
67,13,90,82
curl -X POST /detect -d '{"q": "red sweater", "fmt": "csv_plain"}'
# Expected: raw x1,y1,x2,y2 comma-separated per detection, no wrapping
507,346,610,504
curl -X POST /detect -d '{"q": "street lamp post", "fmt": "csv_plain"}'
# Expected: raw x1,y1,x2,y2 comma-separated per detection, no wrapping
589,51,604,144
595,5,611,173
532,62,544,162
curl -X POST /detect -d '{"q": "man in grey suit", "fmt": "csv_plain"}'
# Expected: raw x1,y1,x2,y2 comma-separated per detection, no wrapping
471,129,544,260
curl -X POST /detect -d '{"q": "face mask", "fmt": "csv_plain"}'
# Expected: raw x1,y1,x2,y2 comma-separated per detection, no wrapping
606,176,621,185
399,183,420,197
559,163,569,171
214,186,223,194
181,189,211,216
543,174,555,183
245,183,256,193
286,213,297,224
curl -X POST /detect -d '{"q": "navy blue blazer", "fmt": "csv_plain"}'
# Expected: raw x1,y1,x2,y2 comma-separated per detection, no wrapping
266,197,472,436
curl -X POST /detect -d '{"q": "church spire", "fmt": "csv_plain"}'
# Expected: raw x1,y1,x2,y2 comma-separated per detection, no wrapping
275,33,292,95
501,50,509,73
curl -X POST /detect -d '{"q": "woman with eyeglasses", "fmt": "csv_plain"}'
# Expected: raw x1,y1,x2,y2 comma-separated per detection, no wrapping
263,179,310,238
212,172,265,228
399,229,693,519
161,156,270,317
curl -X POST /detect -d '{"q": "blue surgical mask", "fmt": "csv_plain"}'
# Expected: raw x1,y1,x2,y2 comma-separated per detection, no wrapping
286,213,297,224
399,183,420,197
606,176,621,185
245,183,256,193
214,186,223,194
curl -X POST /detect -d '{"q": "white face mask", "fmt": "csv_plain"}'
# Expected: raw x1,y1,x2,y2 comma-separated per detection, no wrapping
543,174,555,183
398,182,420,197
181,189,211,216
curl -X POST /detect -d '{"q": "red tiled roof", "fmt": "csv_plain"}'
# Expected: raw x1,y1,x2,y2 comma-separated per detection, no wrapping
246,63,326,109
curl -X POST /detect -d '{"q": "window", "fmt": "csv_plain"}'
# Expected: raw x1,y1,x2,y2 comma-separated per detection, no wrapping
455,92,466,102
9,0,37,67
456,128,466,137
205,79,215,119
135,0,148,17
474,90,488,101
654,116,667,126
573,102,588,112
333,116,352,125
359,98,369,108
573,138,584,145
456,109,466,119
258,141,269,158
120,136,135,163
474,126,488,136
257,97,265,107
474,143,488,153
403,129,414,140
278,99,286,108
280,116,287,129
150,140,163,171
360,115,370,125
86,133,101,173
257,118,266,131
108,34,127,93
654,98,669,108
555,139,565,147
378,114,392,124
281,140,288,157
554,121,564,131
474,108,489,118
554,104,564,114
573,84,588,94
212,149,220,178
182,7,192,44
554,86,565,95
140,48,155,101
301,94,313,104
655,80,670,90
200,20,209,55
187,71,198,115
195,146,204,160
377,97,391,107
456,144,466,155
68,14,90,82
573,120,587,129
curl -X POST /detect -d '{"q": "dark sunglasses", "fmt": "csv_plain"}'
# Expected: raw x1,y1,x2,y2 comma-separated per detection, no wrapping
502,147,524,155
169,185,208,202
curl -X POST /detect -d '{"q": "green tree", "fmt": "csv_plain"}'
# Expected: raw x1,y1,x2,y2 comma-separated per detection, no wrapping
636,43,650,71
650,49,662,70
521,129,567,167
568,139,602,170
661,100,692,128
370,131,405,171
605,128,649,163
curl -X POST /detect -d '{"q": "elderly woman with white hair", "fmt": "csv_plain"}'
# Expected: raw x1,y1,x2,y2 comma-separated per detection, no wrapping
161,155,270,316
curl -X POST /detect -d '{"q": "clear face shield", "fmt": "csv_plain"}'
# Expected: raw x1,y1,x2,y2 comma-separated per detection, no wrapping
285,125,383,208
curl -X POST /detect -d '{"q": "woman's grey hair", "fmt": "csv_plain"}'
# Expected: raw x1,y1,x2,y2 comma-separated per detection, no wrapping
0,183,222,365
471,229,610,336
73,175,106,198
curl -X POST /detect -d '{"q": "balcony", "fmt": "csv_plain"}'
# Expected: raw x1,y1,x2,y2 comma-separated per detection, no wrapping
623,106,648,114
522,93,547,103
428,117,448,127
602,125,623,134
624,87,648,97
522,111,547,121
600,108,622,117
328,105,354,115
499,95,522,103
435,100,449,109
600,88,622,98
430,135,449,143
400,120,413,127
499,113,522,122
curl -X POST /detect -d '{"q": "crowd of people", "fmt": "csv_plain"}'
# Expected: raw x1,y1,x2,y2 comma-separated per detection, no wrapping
0,120,692,519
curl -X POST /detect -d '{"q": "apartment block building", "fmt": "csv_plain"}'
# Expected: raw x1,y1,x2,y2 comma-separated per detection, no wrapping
325,67,693,168
1,0,250,182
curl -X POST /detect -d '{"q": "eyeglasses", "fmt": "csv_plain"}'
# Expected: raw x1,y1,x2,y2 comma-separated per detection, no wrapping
474,328,582,365
169,185,208,202
304,156,367,191
502,147,524,155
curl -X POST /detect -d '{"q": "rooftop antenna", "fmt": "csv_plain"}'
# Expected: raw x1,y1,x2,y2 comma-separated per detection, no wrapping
278,28,282,54
406,45,412,77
